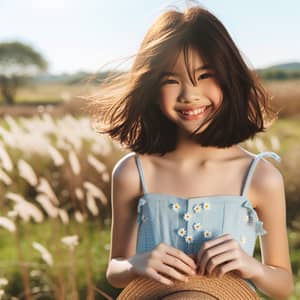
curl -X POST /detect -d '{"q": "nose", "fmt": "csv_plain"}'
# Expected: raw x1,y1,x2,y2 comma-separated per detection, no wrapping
177,84,201,103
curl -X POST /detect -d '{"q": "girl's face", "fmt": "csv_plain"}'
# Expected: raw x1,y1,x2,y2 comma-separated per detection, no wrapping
158,47,223,134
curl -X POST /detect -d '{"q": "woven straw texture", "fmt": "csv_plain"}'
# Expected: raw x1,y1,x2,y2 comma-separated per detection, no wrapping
117,272,260,300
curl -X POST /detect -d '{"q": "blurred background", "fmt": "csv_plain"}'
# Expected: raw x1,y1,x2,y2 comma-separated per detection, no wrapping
0,0,299,299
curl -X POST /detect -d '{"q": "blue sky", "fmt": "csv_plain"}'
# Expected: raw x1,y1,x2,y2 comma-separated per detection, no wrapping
1,0,299,74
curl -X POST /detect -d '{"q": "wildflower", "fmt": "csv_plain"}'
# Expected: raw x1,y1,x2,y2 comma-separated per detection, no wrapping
83,181,107,205
75,187,84,200
0,217,16,232
7,210,18,219
58,209,69,224
101,172,110,182
254,137,266,152
6,192,44,223
104,244,110,251
0,141,13,171
87,154,107,173
30,270,42,277
0,127,14,148
32,286,41,293
17,159,38,186
74,211,85,223
270,135,280,151
86,192,99,216
36,177,59,205
0,278,8,286
68,149,81,175
0,168,12,185
35,194,58,218
61,235,79,251
32,242,53,266
47,144,65,166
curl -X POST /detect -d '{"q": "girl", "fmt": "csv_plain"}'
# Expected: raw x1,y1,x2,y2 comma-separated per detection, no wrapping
85,4,293,299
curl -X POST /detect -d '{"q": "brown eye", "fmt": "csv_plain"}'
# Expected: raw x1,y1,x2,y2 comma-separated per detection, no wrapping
161,79,178,85
198,73,213,80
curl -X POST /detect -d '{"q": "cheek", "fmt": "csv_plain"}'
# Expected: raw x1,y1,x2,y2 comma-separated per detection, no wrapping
159,87,178,111
160,86,179,100
207,82,223,107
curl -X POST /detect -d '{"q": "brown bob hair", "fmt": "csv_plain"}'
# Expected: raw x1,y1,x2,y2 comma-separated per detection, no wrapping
83,5,278,155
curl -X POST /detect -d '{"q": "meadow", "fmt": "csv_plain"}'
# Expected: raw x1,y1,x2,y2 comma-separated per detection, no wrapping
0,79,299,299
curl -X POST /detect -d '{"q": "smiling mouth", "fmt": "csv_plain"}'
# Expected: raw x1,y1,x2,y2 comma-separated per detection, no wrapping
177,105,212,119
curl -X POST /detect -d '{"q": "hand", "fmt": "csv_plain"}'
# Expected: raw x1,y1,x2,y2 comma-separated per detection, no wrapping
128,243,197,286
195,234,259,280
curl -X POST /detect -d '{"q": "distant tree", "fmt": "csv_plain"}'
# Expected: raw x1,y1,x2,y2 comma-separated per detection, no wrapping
0,41,48,105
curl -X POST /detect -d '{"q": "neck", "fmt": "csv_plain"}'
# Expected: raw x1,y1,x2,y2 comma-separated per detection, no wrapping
161,128,241,165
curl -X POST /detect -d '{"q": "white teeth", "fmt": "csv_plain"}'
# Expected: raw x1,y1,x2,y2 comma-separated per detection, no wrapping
180,106,208,116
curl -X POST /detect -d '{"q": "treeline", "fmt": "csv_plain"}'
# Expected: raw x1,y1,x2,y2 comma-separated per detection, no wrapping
257,70,300,80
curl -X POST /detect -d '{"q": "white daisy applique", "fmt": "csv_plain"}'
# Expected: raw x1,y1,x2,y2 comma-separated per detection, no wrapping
172,202,181,212
240,236,247,245
177,228,186,237
203,202,210,210
204,230,212,238
183,212,192,221
193,222,202,231
185,235,193,244
243,213,249,222
193,204,202,213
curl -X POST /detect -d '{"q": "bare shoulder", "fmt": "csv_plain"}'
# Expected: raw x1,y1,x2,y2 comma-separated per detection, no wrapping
112,152,140,194
108,152,142,261
251,155,284,207
252,156,283,192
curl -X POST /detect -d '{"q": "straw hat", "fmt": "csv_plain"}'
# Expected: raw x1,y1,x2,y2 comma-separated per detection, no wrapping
117,271,260,299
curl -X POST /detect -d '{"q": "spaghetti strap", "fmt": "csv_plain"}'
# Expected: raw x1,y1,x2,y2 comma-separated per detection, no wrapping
134,153,148,194
241,151,281,197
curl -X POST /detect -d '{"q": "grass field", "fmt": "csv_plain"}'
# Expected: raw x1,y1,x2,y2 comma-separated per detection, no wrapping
0,91,299,298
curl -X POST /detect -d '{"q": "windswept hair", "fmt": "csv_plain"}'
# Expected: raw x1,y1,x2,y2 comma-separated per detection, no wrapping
83,5,278,155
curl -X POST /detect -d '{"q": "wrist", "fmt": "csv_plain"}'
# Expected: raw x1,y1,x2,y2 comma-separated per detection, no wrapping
249,257,264,281
127,257,138,278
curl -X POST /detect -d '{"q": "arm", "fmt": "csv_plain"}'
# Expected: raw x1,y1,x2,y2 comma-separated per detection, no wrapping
105,153,141,288
248,158,294,299
106,153,197,288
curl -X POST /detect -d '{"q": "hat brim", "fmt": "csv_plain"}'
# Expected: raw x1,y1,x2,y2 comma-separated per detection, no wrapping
117,271,260,300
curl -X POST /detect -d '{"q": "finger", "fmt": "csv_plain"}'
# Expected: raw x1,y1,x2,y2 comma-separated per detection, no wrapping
162,254,196,276
206,250,236,275
167,247,197,270
159,263,189,283
197,234,233,272
198,241,235,275
188,253,197,262
216,260,239,278
197,234,233,263
147,268,174,286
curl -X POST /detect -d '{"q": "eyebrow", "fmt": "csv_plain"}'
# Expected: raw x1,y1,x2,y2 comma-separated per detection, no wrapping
160,64,212,77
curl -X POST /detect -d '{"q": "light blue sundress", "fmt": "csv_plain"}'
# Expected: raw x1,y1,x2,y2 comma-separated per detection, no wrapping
133,151,281,292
